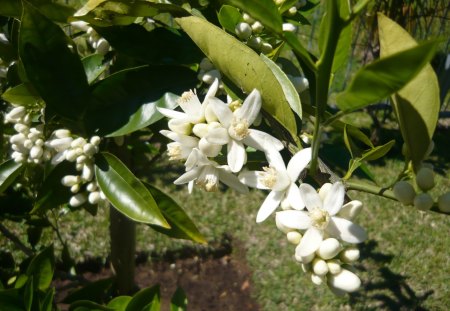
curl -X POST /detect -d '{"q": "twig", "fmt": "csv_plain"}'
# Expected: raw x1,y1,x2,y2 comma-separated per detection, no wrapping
0,223,34,257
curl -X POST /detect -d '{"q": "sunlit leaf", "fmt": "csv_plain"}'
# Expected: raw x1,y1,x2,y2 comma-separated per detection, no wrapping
378,13,440,169
69,300,114,311
218,5,243,34
125,285,160,311
0,160,24,195
26,246,54,291
82,54,108,84
336,40,439,111
145,183,206,244
1,84,41,107
19,2,90,121
107,296,132,310
176,16,297,140
95,152,170,228
0,0,74,23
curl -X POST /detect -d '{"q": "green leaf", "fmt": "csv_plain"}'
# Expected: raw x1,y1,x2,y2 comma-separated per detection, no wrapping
0,288,23,311
378,13,440,169
63,278,113,304
82,54,108,84
85,65,197,136
331,0,352,73
74,0,108,17
107,92,179,137
23,276,33,311
95,152,170,228
19,2,90,121
218,5,243,34
0,0,74,22
26,246,54,291
40,288,55,311
106,296,132,310
170,287,188,311
125,285,160,311
0,160,24,195
176,16,297,140
336,40,439,112
69,300,114,311
260,54,302,119
224,0,283,34
1,84,41,107
145,183,206,244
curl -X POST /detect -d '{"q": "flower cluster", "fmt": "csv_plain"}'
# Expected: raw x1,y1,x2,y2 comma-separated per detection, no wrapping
71,21,110,55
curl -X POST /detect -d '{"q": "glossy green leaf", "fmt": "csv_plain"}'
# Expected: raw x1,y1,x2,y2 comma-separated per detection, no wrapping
108,93,179,137
95,152,170,228
74,0,108,16
378,13,440,169
63,278,113,304
33,162,77,215
279,0,299,13
85,65,197,136
107,296,132,310
41,288,55,311
336,40,439,112
170,287,188,311
0,0,74,22
1,84,41,107
0,160,24,195
332,0,352,73
69,300,114,311
145,183,206,244
218,5,243,34
260,54,302,119
23,277,33,311
26,246,55,291
19,2,90,121
82,54,108,84
125,285,160,311
225,0,283,33
176,16,297,139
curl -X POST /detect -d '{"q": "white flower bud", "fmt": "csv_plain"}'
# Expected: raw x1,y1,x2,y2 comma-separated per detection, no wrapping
99,191,106,200
247,36,262,49
61,175,80,187
33,158,41,164
70,184,80,193
86,182,97,192
90,136,101,146
286,231,302,245
71,137,87,148
438,192,450,213
198,138,222,157
242,13,255,24
290,76,309,93
29,146,43,159
260,42,273,54
192,123,209,138
96,38,110,55
6,106,26,120
393,181,416,205
295,245,315,264
312,258,329,276
416,167,435,191
23,139,33,149
327,269,361,293
317,238,341,260
12,152,24,163
66,148,83,162
414,193,433,211
88,191,101,204
235,22,252,40
54,129,71,138
42,150,52,161
14,124,28,133
51,151,66,165
251,21,264,33
310,273,324,286
202,70,221,85
288,6,297,15
81,164,94,181
77,155,87,164
27,132,41,141
282,23,297,32
35,139,44,147
339,246,360,263
49,137,73,152
69,193,87,207
83,143,98,157
22,114,31,124
327,260,342,275
76,163,83,171
10,133,26,145
199,58,214,71
12,144,28,153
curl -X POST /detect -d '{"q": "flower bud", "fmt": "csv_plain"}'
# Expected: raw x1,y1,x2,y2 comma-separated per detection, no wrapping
54,129,71,138
83,143,98,157
99,191,106,200
29,146,43,159
61,175,80,187
192,123,209,138
251,21,264,33
235,22,252,40
393,181,415,205
168,119,192,135
242,13,255,24
10,133,26,145
14,124,28,133
88,191,101,204
290,76,309,93
260,42,273,54
310,273,324,286
339,246,360,263
327,269,361,293
23,139,33,149
49,137,73,152
71,137,87,148
77,155,87,164
81,164,94,181
414,193,433,211
6,106,26,120
96,38,110,55
12,144,27,153
327,260,342,275
86,182,97,192
317,238,341,260
282,23,297,32
35,139,44,147
280,197,291,210
199,58,214,71
202,69,221,85
69,193,87,207
70,184,80,193
286,231,302,245
247,36,262,50
312,258,329,276
288,6,297,16
438,192,450,213
416,167,435,191
12,152,24,163
90,136,101,146
42,150,52,161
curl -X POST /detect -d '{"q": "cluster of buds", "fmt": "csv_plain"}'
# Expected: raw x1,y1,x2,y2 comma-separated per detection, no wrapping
235,13,275,54
5,106,51,164
275,182,366,295
70,21,110,55
46,130,105,207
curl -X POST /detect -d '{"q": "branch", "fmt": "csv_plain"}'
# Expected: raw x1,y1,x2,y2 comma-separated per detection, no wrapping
0,223,34,257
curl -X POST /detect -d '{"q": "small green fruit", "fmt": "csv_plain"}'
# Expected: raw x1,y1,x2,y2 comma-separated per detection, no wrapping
414,193,433,211
416,167,435,191
438,192,450,213
393,181,415,205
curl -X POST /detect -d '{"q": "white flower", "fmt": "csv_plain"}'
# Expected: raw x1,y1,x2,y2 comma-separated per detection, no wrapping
239,147,312,222
174,148,248,194
276,182,367,262
160,130,199,161
207,89,283,172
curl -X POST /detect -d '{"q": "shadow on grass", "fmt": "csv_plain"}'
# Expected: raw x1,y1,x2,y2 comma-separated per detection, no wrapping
349,240,433,310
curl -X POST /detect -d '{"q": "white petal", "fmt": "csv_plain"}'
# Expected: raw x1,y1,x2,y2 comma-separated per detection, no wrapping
174,168,200,185
318,183,332,201
286,147,312,181
265,148,286,173
205,78,219,99
287,183,305,210
275,210,311,230
299,183,323,211
218,169,249,194
243,129,284,151
184,148,210,171
168,118,192,135
234,89,261,125
188,180,194,194
324,182,345,216
227,140,246,173
297,227,323,257
256,190,284,223
179,93,202,119
338,200,363,220
209,97,233,127
206,127,229,145
157,107,186,119
199,137,222,157
326,217,367,244
238,170,269,190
